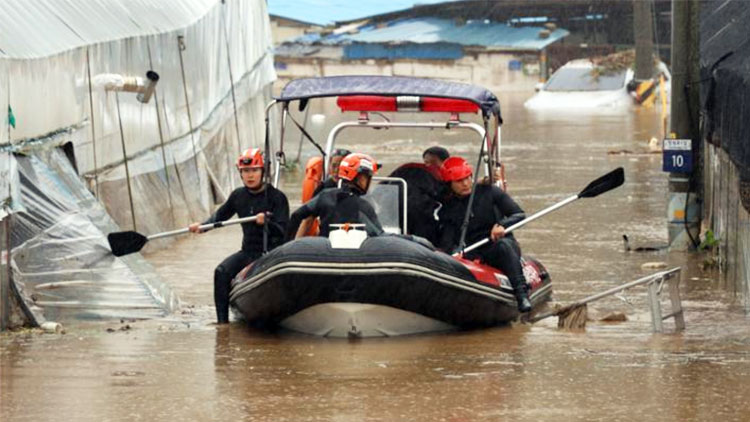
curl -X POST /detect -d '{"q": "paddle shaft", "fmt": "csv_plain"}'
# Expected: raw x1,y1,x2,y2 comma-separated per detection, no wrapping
147,215,259,241
454,167,624,257
455,194,579,256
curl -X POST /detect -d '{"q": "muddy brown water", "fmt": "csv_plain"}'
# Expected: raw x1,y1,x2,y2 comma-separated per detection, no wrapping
3,92,750,422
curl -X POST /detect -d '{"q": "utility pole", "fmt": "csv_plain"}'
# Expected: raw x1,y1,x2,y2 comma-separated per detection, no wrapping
667,0,701,250
633,0,655,80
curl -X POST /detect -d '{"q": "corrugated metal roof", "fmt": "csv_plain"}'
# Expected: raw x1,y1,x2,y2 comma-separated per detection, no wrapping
331,18,569,50
0,0,218,59
267,0,451,27
344,42,463,60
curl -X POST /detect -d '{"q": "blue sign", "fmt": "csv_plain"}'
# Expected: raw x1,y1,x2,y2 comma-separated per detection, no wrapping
663,139,693,173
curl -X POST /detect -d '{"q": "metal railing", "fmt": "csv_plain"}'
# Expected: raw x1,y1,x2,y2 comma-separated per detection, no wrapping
645,267,686,333
589,267,685,333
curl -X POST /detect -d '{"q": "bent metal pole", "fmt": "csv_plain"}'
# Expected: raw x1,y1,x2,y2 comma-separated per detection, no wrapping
147,41,176,227
115,92,137,231
177,35,201,178
85,47,100,198
456,116,490,251
221,0,242,156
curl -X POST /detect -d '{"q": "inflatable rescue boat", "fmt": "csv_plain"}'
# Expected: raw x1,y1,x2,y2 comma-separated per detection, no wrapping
229,76,553,337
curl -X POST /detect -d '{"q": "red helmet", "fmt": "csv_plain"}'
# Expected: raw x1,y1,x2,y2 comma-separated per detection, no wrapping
440,156,473,182
237,148,263,169
338,153,378,182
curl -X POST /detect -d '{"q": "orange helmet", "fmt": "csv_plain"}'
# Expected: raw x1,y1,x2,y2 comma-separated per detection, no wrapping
440,156,473,182
237,148,264,169
338,153,378,182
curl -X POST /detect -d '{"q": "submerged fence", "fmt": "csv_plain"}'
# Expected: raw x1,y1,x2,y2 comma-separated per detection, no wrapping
704,143,750,313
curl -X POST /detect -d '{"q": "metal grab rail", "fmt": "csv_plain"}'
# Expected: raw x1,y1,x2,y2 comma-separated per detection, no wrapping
645,267,686,333
587,267,685,333
323,120,486,176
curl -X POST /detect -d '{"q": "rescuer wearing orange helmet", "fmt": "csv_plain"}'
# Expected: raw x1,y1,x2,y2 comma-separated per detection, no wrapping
437,156,531,312
286,152,383,239
188,148,289,323
312,148,352,196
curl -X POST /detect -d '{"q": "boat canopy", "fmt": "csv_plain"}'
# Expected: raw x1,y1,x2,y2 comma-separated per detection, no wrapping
276,75,501,120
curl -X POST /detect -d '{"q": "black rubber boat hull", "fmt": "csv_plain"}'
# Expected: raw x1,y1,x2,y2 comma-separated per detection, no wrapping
230,236,551,329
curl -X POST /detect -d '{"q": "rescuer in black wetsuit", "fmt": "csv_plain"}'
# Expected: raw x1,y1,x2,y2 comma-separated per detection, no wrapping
422,145,450,168
287,152,383,239
312,148,352,197
437,156,531,312
189,148,289,323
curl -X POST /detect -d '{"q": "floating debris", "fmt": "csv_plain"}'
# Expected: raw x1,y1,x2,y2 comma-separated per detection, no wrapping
40,322,63,334
641,262,668,270
623,234,667,252
557,304,588,330
599,312,628,322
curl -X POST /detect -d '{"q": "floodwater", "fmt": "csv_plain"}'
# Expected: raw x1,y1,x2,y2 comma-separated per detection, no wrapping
3,92,750,422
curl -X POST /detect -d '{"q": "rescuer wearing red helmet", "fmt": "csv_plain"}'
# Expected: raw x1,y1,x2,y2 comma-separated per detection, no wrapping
437,156,531,312
188,148,289,323
286,152,383,239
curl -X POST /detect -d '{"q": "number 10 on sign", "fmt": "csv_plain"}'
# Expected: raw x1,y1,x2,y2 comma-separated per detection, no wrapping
663,139,693,173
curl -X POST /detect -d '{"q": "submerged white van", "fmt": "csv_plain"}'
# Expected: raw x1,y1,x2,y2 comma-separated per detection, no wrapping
524,59,635,111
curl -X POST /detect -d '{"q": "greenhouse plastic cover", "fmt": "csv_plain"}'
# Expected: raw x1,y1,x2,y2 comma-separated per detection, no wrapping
6,149,178,323
1,0,276,323
0,0,217,59
700,0,750,212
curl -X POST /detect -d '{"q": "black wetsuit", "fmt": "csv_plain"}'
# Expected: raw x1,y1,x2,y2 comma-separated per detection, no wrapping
388,164,445,244
203,184,289,323
438,184,527,293
286,185,384,239
311,176,338,197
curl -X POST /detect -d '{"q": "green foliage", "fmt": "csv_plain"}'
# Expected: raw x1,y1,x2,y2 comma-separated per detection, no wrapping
7,105,15,128
698,229,720,271
698,229,720,251
282,159,300,172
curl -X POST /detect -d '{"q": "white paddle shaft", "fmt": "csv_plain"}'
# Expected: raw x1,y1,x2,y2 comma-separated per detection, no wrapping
147,215,259,240
455,194,579,256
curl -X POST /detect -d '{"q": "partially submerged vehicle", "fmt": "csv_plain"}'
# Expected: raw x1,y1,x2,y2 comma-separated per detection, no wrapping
229,76,552,337
524,57,670,111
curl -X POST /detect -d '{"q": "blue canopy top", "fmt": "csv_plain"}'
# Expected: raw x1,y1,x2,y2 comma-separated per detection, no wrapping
276,75,501,119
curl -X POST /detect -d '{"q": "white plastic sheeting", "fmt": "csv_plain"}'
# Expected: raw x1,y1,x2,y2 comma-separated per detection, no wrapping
0,0,217,59
1,59,8,147
8,149,179,323
2,0,276,232
0,0,277,323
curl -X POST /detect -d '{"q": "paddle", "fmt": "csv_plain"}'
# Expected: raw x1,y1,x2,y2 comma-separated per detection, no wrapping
107,215,260,257
454,167,625,256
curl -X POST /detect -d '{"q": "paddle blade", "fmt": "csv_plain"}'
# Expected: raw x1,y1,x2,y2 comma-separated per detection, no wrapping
578,167,625,198
107,231,148,257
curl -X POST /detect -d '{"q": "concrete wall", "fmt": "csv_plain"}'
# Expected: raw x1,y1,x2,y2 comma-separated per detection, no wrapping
703,141,750,312
274,49,541,93
270,18,321,45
